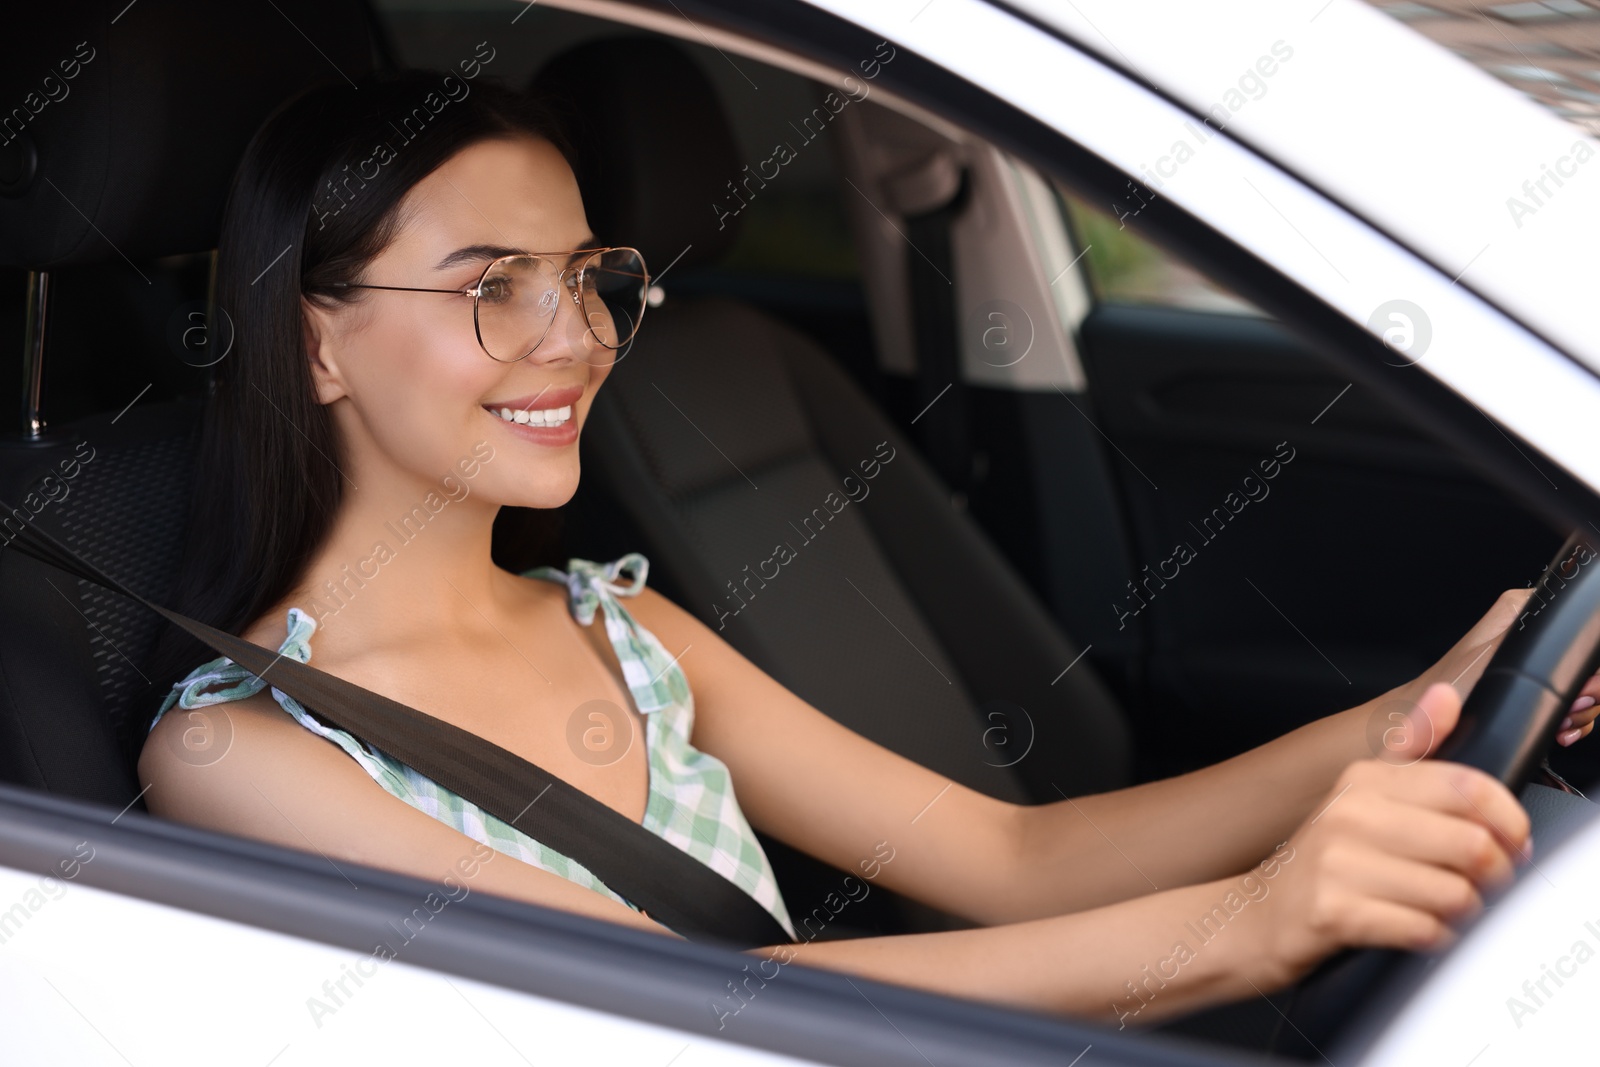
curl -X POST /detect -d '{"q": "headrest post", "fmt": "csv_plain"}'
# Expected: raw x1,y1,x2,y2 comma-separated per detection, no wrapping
19,269,48,440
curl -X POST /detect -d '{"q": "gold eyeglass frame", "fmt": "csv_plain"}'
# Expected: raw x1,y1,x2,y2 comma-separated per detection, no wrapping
329,245,650,362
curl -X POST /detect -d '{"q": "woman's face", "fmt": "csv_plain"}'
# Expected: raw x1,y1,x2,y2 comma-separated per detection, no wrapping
303,133,613,511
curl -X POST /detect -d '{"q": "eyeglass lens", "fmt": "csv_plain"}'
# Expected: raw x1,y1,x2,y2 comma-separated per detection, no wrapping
474,249,647,364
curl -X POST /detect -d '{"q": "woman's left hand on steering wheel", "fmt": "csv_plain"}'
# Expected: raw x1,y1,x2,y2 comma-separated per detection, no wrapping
1389,588,1533,731
1560,671,1600,746
1390,583,1599,749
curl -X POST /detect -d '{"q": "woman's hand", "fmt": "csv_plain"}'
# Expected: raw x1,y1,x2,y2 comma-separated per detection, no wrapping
1253,682,1533,988
1559,671,1600,746
1391,588,1534,712
1386,584,1599,748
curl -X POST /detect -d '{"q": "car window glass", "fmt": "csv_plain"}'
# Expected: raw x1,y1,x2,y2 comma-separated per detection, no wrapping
1000,153,1095,337
711,79,861,283
1053,182,1268,316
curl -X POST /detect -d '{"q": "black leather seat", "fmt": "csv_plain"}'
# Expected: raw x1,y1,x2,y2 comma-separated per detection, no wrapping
535,38,1133,811
0,1,373,806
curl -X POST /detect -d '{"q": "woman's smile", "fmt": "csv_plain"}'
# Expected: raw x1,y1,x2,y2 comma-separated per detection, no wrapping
482,382,584,446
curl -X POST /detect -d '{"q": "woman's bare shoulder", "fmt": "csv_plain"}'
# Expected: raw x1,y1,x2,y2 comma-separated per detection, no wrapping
140,688,353,839
138,687,675,935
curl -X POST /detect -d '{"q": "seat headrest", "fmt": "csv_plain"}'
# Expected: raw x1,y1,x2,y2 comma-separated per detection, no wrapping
530,36,743,277
0,0,372,269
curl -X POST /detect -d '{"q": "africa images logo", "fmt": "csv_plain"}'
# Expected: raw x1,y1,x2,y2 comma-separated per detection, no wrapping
1111,441,1296,631
310,42,498,231
1505,139,1596,231
711,40,896,231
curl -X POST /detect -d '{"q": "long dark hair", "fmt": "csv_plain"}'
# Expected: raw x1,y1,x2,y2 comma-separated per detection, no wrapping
142,70,577,731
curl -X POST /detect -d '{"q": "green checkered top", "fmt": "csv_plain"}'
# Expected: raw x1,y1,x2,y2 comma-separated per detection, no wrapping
150,553,796,940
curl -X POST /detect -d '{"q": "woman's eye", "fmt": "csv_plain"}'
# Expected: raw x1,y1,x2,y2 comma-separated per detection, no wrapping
477,278,512,303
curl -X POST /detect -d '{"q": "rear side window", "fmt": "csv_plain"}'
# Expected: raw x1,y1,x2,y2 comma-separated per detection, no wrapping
1055,184,1267,316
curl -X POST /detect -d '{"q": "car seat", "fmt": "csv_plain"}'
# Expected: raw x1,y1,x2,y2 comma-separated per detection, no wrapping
0,0,374,805
534,38,1133,812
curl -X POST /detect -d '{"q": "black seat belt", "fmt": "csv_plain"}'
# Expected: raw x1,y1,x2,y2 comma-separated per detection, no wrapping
904,165,975,505
0,506,794,950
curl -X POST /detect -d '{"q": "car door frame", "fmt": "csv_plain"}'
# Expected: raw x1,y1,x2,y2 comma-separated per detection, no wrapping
0,783,1249,1066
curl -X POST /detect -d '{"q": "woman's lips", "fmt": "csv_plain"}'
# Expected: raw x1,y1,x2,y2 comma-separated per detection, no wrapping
485,384,585,414
483,403,578,446
481,384,584,447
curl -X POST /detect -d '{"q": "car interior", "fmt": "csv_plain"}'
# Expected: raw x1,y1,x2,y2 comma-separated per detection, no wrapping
1,0,1593,1059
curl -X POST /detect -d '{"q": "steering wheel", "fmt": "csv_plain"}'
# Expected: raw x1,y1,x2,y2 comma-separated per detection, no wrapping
1273,531,1600,1059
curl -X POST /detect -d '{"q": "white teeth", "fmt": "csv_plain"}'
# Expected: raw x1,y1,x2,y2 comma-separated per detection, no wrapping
488,403,573,427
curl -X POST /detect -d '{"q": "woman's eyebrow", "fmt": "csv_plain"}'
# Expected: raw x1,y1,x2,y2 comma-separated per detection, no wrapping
434,234,602,271
435,244,524,270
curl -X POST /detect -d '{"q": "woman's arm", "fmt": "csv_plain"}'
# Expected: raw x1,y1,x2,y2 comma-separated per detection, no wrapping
139,692,677,937
630,584,1535,923
1011,585,1538,911
139,672,1528,1028
760,707,1531,1028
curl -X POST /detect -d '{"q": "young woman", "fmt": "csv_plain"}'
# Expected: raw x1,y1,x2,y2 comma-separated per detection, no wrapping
137,70,1594,1029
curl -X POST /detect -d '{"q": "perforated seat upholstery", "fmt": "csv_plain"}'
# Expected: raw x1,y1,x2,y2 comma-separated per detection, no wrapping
0,404,201,801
